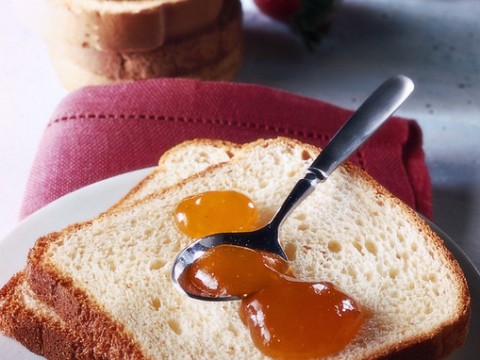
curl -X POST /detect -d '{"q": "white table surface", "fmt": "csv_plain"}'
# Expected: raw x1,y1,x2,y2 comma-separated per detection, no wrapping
1,0,479,274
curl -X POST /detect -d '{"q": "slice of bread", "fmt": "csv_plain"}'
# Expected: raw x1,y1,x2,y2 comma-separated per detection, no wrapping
44,0,243,90
0,139,239,359
24,137,470,359
40,0,224,52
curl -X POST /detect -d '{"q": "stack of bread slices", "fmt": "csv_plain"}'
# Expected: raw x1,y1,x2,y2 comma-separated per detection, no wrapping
0,138,471,359
36,0,243,90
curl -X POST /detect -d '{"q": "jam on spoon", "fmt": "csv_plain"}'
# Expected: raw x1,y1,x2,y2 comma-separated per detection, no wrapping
174,190,365,358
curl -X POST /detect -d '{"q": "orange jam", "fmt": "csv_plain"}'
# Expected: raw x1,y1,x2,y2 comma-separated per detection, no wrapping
240,275,364,359
175,191,365,359
178,245,292,298
174,190,259,238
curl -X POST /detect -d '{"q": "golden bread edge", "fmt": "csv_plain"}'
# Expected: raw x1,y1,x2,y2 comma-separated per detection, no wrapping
0,272,92,359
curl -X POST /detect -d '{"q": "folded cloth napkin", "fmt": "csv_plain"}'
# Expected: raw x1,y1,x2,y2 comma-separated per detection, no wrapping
20,78,432,219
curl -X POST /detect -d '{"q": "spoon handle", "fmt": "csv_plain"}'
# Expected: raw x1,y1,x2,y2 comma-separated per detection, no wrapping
309,75,414,180
269,75,414,229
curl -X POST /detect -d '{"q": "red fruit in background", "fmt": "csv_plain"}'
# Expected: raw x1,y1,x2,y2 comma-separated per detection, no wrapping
253,0,301,23
253,0,338,50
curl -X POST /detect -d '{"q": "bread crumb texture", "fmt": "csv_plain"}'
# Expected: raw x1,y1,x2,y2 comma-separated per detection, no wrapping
39,138,468,359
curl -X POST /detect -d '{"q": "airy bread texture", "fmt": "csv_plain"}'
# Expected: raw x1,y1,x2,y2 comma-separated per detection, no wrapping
38,0,243,90
0,139,238,359
25,138,470,359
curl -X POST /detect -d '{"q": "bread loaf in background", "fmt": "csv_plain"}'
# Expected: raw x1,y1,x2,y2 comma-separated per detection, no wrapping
21,137,470,359
41,0,224,52
32,0,243,90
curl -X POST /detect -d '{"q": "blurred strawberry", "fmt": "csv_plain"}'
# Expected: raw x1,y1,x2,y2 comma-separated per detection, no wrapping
253,0,301,23
253,0,337,50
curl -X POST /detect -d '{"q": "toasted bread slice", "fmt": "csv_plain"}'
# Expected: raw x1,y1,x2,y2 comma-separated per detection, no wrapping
0,139,239,359
25,137,470,359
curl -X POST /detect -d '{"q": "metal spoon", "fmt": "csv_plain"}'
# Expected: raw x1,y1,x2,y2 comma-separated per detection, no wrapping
172,75,414,301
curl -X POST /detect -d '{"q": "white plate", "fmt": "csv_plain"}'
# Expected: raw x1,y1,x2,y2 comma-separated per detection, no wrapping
1,169,479,359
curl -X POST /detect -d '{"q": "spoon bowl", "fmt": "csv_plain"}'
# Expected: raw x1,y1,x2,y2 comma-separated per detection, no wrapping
172,75,415,301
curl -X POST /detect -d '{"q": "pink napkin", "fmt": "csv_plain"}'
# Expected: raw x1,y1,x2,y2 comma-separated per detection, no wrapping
20,78,431,219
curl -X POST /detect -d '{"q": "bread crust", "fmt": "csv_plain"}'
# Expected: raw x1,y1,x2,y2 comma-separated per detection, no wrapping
41,0,224,51
0,272,94,359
